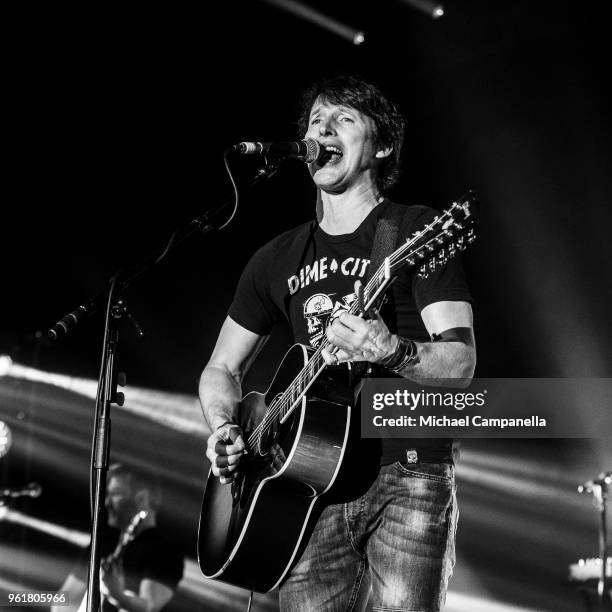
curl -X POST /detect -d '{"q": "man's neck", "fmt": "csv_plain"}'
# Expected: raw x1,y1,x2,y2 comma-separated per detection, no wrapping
318,184,383,235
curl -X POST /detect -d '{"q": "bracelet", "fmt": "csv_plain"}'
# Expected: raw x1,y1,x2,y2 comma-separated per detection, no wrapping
381,336,417,373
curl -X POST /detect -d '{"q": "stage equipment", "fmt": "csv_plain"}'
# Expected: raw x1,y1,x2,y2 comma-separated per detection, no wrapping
0,482,42,499
44,150,281,612
233,138,320,163
575,471,611,609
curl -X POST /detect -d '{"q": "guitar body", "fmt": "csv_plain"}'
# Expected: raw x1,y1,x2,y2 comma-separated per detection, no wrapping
198,344,355,592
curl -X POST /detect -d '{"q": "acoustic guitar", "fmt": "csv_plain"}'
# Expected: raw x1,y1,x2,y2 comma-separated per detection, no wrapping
198,192,478,592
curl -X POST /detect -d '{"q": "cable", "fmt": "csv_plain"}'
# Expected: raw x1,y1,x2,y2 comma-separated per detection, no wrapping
219,148,240,230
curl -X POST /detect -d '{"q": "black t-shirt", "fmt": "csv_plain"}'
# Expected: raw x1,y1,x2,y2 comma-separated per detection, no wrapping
75,526,184,611
229,200,472,464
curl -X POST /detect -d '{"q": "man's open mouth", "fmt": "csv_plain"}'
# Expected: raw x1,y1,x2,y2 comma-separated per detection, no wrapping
320,145,343,166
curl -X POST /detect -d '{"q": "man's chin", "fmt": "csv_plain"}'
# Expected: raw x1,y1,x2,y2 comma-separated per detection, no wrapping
313,170,345,193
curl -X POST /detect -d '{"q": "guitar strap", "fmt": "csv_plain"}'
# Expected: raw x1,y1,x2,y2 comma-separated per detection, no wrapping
367,200,422,286
352,201,422,381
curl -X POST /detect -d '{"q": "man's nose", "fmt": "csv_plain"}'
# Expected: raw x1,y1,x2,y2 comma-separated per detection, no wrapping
318,118,336,136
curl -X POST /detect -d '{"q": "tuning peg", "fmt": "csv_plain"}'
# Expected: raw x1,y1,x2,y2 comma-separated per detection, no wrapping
417,264,430,279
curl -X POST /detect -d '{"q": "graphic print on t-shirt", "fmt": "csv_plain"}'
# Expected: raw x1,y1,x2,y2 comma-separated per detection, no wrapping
303,291,357,347
287,256,370,296
286,255,371,347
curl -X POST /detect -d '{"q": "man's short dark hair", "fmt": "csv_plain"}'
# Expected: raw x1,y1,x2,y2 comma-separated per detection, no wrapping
108,462,162,508
297,75,405,193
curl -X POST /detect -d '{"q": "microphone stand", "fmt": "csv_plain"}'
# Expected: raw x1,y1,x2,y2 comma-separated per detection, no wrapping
578,471,611,610
47,157,280,612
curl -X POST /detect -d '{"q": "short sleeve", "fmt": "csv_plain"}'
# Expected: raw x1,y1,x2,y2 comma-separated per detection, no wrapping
227,241,283,335
134,531,184,590
405,207,472,312
142,545,184,590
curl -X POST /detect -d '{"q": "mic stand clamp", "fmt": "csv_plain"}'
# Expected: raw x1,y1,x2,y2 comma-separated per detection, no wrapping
112,299,145,339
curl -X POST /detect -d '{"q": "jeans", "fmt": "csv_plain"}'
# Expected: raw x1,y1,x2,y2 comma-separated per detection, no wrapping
279,462,458,612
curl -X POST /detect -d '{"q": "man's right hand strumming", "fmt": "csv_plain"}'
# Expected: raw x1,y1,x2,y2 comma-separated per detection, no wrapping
199,317,269,484
206,421,246,484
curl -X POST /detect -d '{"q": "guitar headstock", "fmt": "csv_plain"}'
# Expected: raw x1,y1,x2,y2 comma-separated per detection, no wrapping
393,190,479,279
121,510,148,545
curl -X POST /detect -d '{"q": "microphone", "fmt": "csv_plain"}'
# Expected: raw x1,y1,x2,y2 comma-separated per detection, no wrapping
0,482,43,499
232,138,321,163
47,292,103,340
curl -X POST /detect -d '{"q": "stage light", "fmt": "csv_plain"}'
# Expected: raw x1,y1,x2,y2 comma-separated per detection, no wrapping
0,354,13,377
260,0,366,46
0,420,11,458
1,359,207,436
401,0,445,20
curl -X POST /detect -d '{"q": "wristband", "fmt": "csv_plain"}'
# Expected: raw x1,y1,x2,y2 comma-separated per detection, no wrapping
381,336,417,373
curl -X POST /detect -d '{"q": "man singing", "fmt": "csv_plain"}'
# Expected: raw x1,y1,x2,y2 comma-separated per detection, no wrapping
200,75,475,611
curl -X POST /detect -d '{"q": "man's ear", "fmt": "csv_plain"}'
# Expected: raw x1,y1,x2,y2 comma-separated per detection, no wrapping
375,146,393,159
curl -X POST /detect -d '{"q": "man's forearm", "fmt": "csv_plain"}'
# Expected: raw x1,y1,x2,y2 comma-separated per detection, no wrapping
199,364,242,431
396,340,476,387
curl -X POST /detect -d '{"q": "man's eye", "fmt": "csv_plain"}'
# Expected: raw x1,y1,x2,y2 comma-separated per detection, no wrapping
310,118,320,125
340,116,354,122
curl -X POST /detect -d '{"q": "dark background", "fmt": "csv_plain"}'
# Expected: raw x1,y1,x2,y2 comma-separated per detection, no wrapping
1,1,611,610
